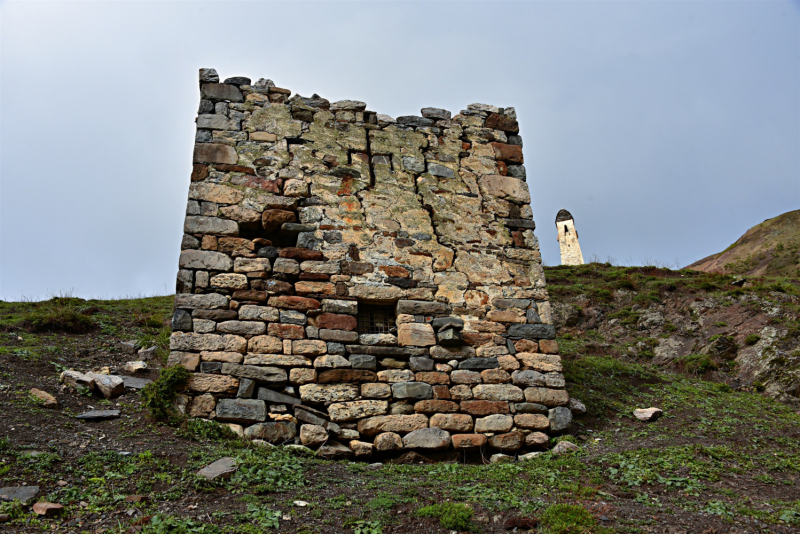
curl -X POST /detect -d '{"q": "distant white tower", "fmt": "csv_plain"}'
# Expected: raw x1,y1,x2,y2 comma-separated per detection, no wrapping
556,209,584,265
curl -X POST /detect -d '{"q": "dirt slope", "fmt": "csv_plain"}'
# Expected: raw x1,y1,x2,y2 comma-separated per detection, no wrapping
687,210,800,277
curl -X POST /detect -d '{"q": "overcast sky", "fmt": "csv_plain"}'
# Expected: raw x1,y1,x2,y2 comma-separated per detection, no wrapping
1,1,798,300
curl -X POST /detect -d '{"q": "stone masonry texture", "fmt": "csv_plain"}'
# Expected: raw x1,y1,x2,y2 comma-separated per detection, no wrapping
169,68,572,458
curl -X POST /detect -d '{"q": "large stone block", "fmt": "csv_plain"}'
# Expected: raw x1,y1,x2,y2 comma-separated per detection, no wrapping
472,384,524,402
402,428,451,450
299,383,360,403
216,399,267,424
186,373,239,394
220,363,287,384
357,414,429,436
516,353,563,373
193,143,238,165
178,250,233,271
244,421,297,443
429,413,473,432
397,323,436,347
474,414,513,433
523,387,569,407
391,381,433,400
548,406,572,433
185,216,239,236
257,387,301,405
200,83,244,102
396,300,448,315
507,324,557,340
328,400,389,422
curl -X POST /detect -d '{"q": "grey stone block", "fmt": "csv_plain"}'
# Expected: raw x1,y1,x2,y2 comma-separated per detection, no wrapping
257,387,301,405
507,324,556,340
237,378,256,398
216,399,267,424
391,381,433,400
459,357,499,370
350,354,377,370
409,357,434,372
172,309,193,332
548,406,572,433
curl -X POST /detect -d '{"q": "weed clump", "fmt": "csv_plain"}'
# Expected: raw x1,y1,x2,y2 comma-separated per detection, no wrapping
539,503,609,534
22,298,95,333
680,354,717,375
141,365,190,421
416,502,474,531
745,334,761,346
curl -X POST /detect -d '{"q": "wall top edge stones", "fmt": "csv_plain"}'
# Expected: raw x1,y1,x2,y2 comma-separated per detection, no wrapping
171,68,571,459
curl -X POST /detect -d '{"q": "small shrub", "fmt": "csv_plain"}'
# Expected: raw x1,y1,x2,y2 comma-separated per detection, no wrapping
416,502,474,531
176,418,237,442
680,354,717,375
22,298,95,333
745,334,761,346
141,365,190,421
664,322,677,333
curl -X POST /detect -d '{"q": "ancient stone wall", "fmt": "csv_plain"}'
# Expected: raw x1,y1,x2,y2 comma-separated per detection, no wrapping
168,68,572,458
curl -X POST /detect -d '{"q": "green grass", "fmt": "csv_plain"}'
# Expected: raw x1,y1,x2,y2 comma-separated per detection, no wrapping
539,503,611,534
415,502,474,531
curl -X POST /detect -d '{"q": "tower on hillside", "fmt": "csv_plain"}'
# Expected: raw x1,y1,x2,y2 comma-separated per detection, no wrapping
556,209,584,265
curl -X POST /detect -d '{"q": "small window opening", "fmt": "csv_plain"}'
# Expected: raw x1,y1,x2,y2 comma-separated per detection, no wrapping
357,304,396,335
564,225,569,234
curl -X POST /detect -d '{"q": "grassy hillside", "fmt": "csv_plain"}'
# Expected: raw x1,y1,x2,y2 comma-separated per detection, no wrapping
687,210,800,277
0,275,799,533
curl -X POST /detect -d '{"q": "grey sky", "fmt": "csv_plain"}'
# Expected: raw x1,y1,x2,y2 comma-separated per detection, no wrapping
1,1,798,300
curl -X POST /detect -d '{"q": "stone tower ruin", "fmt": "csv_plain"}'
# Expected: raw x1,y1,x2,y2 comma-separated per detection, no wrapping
168,68,573,458
556,209,584,266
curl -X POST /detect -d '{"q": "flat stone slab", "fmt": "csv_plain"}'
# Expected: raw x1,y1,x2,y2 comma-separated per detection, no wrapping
76,410,120,420
196,457,237,480
0,486,39,504
122,376,152,390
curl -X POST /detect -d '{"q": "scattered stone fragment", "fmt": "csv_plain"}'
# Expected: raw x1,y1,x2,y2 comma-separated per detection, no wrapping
196,457,237,480
633,407,663,422
30,388,57,408
32,502,63,516
568,398,587,415
489,453,514,464
60,370,95,391
122,376,152,390
123,361,148,373
0,486,39,504
76,410,120,421
86,372,125,399
552,441,580,455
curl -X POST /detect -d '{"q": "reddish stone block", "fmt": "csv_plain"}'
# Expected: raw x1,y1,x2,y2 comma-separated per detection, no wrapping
378,265,410,278
413,400,459,413
484,113,520,133
267,323,305,339
191,164,209,182
497,161,508,176
342,262,374,275
432,385,450,399
232,290,267,302
261,209,296,231
515,339,538,353
511,231,525,247
452,433,487,449
539,339,559,354
280,248,325,261
488,431,524,451
460,400,509,416
317,313,357,331
267,295,321,312
490,142,524,164
299,273,330,281
217,237,255,255
415,372,450,385
214,163,256,175
317,370,378,383
462,332,494,346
